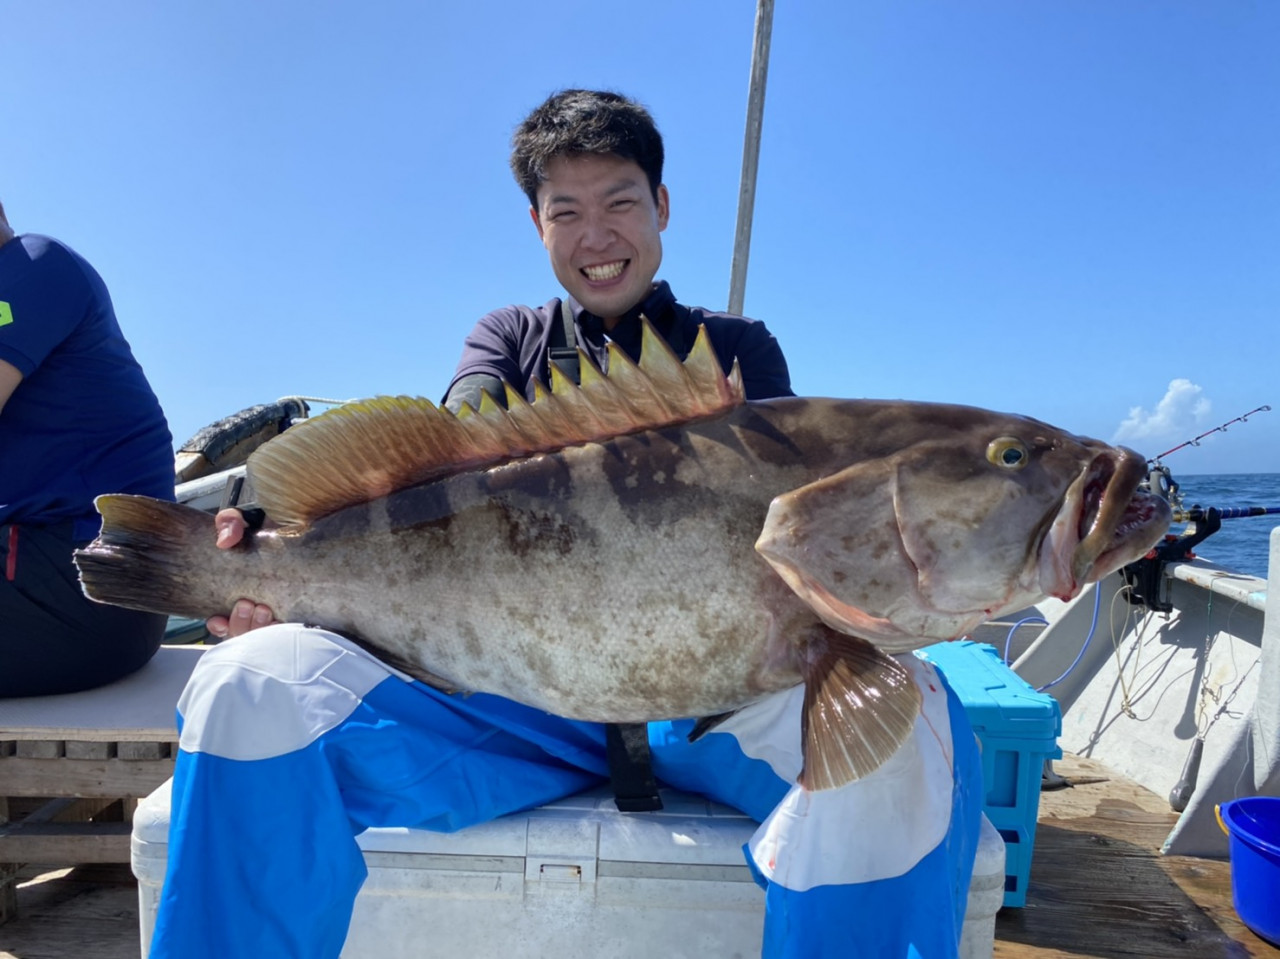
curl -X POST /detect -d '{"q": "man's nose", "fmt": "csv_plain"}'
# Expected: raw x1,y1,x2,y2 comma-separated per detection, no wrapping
578,211,615,249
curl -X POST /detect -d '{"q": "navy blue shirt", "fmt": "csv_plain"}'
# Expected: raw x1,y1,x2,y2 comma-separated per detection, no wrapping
445,280,793,404
0,234,174,540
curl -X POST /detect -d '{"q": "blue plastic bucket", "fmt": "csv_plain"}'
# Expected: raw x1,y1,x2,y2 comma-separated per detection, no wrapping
1217,796,1280,945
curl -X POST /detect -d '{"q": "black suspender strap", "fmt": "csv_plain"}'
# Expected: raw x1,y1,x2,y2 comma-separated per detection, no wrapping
605,722,664,812
548,298,662,812
657,311,686,362
547,298,581,385
220,474,266,532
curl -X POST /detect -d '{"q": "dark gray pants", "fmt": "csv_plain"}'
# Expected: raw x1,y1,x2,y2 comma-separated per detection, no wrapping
0,521,165,697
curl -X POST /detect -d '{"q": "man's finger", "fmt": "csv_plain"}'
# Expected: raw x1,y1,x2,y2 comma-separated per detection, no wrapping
228,599,256,636
214,508,248,549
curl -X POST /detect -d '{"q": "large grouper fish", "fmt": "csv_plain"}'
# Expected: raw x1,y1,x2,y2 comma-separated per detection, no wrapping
76,321,1170,790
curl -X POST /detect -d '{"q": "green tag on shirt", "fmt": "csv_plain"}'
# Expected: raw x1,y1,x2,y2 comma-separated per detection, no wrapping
0,301,12,327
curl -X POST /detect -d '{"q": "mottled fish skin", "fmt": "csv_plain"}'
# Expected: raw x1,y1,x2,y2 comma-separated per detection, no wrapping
206,409,824,720
80,397,1169,723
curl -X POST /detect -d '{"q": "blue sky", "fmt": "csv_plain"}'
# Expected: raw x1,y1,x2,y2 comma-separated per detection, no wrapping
4,1,1277,477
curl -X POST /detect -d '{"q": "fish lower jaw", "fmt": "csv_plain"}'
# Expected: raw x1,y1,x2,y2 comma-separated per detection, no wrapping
1063,498,1173,594
1038,562,1081,604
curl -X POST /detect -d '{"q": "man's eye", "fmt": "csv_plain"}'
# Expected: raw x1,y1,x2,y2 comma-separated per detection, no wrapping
611,199,636,210
551,210,577,221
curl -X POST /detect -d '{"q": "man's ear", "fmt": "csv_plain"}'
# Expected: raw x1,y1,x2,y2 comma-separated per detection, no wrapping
656,184,670,232
529,206,546,242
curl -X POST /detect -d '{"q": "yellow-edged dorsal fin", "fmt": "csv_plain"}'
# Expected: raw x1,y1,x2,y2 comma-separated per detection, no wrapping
604,340,679,424
249,318,745,527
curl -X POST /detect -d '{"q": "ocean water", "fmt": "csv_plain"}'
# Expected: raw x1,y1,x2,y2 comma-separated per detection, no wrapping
1163,472,1280,581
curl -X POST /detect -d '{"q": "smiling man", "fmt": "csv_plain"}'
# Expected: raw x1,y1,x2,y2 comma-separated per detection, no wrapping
441,89,792,414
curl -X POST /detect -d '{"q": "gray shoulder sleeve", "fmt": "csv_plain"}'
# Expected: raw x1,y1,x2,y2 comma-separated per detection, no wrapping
443,373,507,414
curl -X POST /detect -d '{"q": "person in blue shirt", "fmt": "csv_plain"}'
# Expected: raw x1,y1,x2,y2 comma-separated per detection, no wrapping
160,91,981,959
0,200,175,697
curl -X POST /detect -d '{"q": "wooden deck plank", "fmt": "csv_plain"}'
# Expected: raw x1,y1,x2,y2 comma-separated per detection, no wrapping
0,865,139,959
995,753,1279,959
0,824,132,866
0,757,174,798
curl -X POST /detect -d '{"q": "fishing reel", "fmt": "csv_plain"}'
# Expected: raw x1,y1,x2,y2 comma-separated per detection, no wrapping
1120,463,1221,614
1145,463,1179,503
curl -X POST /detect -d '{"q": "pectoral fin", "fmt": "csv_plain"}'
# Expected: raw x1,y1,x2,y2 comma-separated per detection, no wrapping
798,628,921,790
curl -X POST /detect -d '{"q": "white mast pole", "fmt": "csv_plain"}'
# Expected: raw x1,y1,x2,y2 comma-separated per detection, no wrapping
727,0,775,315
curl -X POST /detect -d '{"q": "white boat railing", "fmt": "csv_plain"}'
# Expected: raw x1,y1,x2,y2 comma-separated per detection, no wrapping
1008,526,1278,858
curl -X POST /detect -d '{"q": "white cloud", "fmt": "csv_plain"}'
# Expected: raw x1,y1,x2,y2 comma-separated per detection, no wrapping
1112,379,1212,446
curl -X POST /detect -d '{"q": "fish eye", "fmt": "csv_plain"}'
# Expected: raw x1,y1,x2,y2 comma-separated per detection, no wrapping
986,437,1029,470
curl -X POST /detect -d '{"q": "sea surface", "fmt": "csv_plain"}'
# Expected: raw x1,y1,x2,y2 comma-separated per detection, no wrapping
1164,472,1280,581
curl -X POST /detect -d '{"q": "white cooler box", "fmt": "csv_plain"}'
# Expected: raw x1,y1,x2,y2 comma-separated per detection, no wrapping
132,781,1003,959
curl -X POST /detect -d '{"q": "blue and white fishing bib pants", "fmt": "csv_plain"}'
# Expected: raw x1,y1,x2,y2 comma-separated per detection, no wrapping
150,624,982,958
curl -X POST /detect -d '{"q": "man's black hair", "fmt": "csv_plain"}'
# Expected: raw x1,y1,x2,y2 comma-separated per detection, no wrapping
510,89,664,208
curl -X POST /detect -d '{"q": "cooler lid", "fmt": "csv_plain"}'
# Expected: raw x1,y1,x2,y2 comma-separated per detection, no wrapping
918,640,1062,742
356,786,757,869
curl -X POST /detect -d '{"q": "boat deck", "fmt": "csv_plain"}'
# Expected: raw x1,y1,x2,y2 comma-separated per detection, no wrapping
996,754,1276,958
0,753,1276,959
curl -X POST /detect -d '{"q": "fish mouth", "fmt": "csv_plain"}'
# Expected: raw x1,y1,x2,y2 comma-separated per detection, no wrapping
1045,448,1171,599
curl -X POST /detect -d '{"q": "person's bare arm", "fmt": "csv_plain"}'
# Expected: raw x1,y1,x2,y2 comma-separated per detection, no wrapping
0,200,14,246
205,508,278,638
0,359,22,415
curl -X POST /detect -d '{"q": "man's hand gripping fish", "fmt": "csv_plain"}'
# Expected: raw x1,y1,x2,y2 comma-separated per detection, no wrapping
76,321,1170,791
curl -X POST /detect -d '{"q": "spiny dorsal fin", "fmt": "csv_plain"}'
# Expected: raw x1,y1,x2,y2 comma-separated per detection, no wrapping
248,319,745,527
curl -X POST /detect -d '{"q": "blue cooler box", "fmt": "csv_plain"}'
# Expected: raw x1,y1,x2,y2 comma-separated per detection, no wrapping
919,640,1062,907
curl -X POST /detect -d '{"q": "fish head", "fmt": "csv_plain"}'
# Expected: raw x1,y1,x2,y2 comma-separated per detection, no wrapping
754,404,1172,648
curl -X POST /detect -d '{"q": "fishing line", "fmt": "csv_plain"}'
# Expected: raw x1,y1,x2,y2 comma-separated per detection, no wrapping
1031,588,1099,694
277,394,357,427
1193,582,1247,739
1232,735,1255,801
1109,584,1167,718
1001,616,1049,667
1171,580,1250,810
281,394,353,407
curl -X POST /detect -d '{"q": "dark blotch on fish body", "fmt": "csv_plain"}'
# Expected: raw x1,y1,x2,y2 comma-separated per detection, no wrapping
482,452,575,501
495,502,578,559
599,429,719,529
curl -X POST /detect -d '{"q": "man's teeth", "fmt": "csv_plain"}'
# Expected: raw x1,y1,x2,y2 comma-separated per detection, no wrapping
583,261,625,281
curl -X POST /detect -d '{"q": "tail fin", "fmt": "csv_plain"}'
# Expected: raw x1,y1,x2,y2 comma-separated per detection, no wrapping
75,494,220,619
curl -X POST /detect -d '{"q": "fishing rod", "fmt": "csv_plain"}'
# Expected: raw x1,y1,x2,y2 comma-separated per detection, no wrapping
1147,404,1271,465
1172,505,1280,523
1125,473,1279,615
1140,399,1277,531
1145,468,1280,526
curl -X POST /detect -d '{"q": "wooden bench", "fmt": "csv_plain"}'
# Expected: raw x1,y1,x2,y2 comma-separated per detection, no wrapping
0,645,204,923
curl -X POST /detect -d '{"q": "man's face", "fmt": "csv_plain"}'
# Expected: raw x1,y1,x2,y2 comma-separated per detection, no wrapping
532,154,669,328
